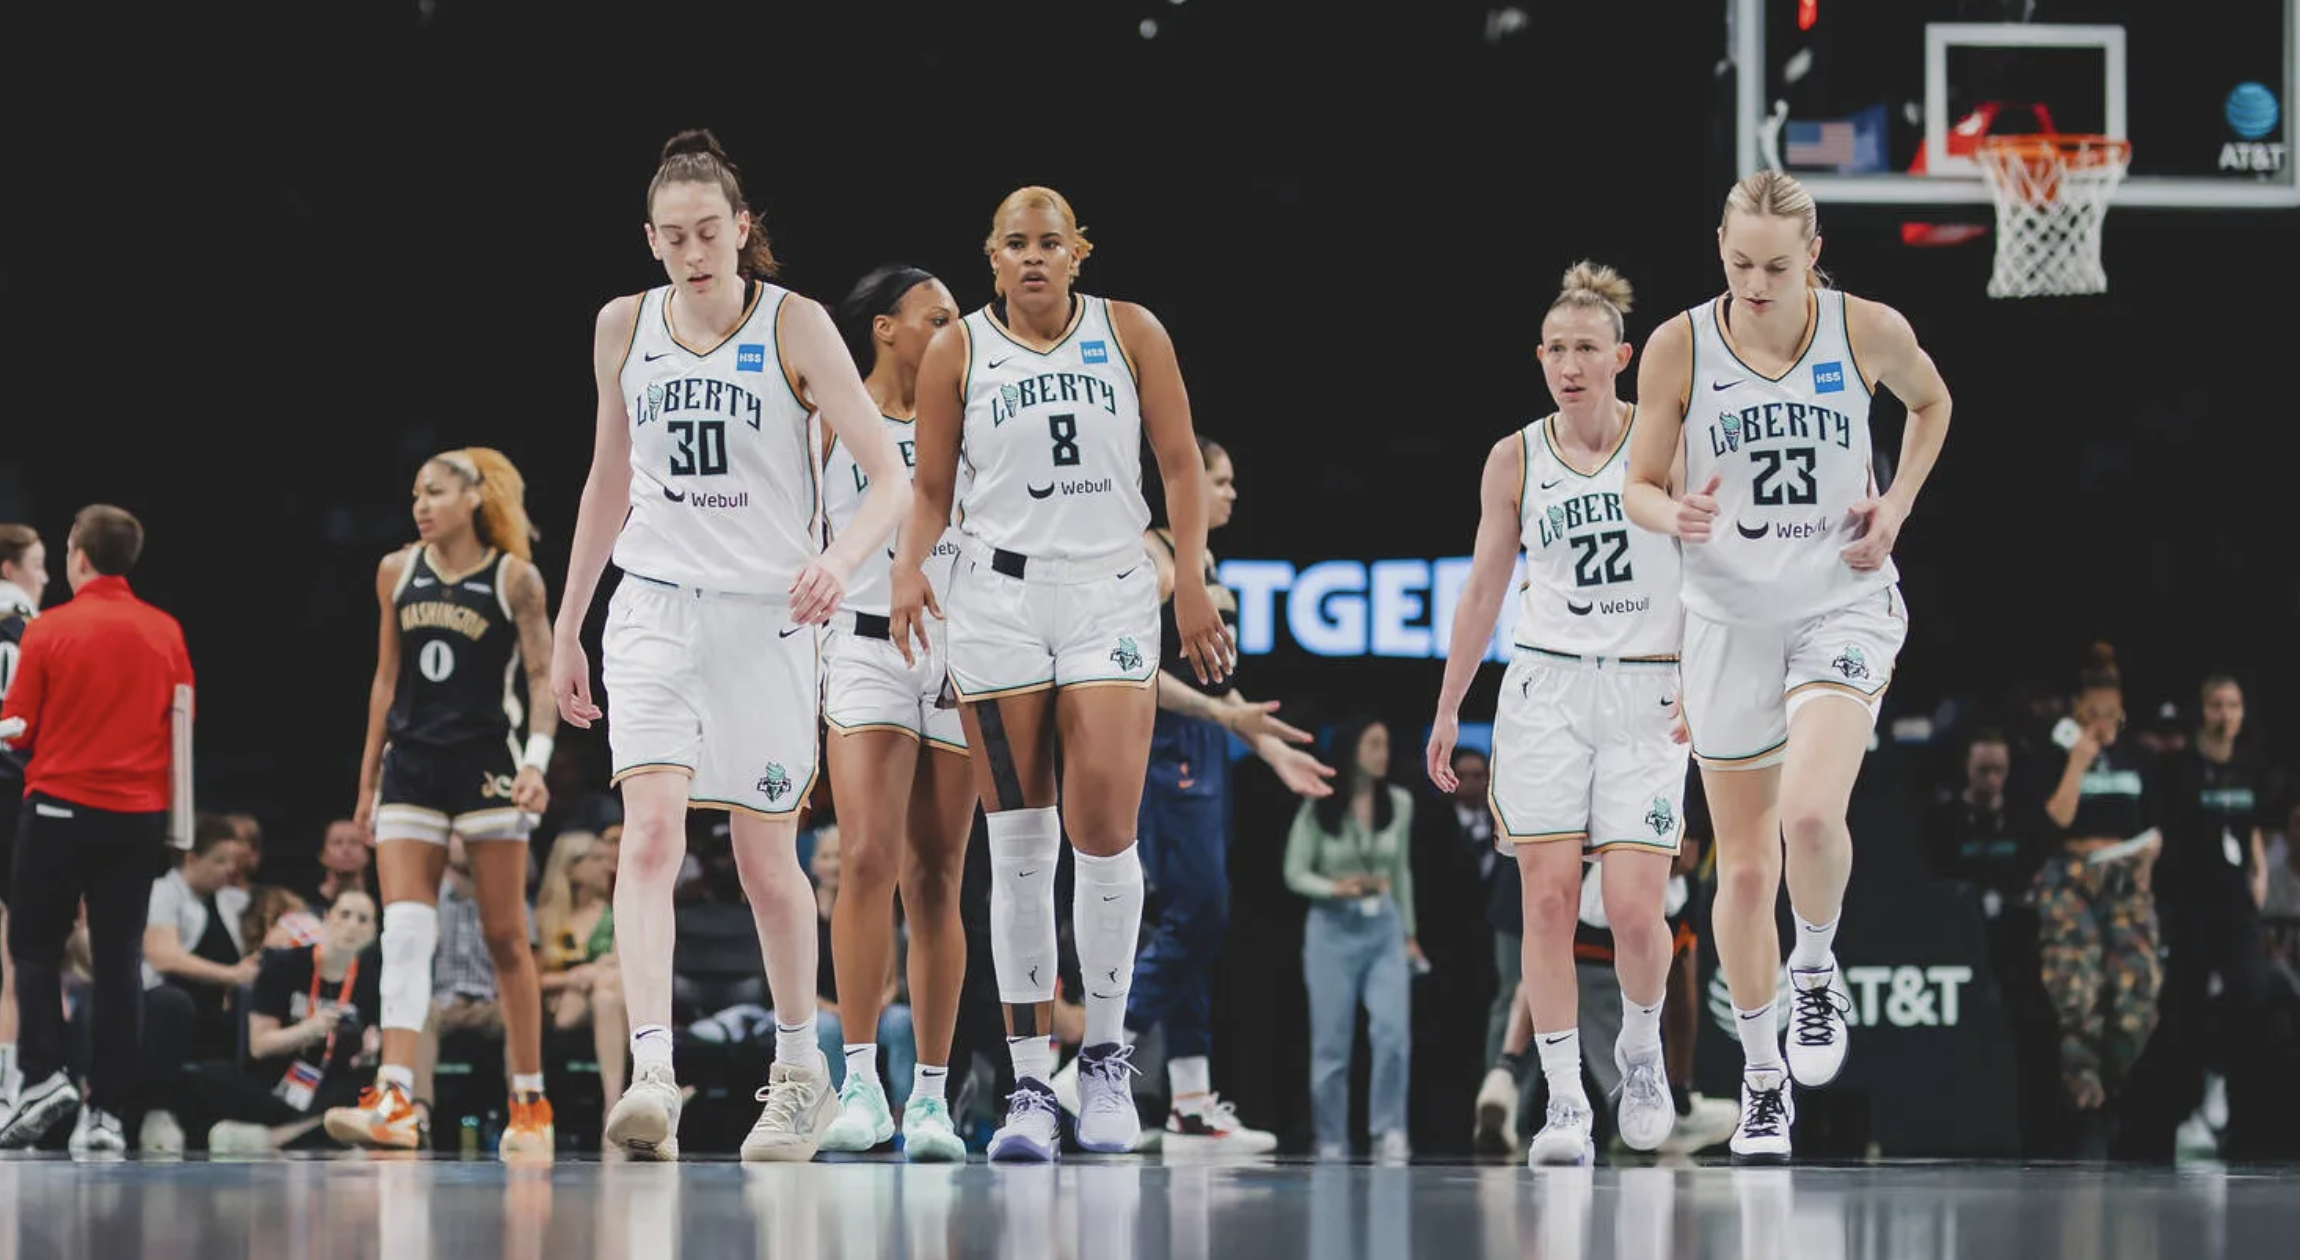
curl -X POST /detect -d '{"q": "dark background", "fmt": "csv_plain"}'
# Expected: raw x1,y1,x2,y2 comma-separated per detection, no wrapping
2,0,2294,1152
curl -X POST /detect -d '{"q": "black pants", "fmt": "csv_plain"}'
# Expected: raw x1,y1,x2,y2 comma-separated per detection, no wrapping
6,793,166,1115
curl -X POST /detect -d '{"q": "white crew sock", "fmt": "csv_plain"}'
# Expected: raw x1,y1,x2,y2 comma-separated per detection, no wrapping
1008,1035,1056,1086
1168,1054,1211,1109
1619,991,1665,1058
775,1018,818,1069
844,1043,880,1091
987,809,1062,1005
377,1065,416,1096
511,1073,545,1098
1736,1002,1784,1071
630,1024,675,1074
912,1064,949,1107
378,902,439,1034
1788,913,1839,973
1072,844,1145,1048
1536,1027,1587,1109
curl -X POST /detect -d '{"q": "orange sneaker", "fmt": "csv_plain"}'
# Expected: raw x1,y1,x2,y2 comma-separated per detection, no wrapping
500,1094,556,1161
323,1083,422,1151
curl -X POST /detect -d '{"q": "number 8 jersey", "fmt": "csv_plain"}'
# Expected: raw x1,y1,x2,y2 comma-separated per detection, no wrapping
956,294,1149,559
1681,289,1893,624
1514,411,1683,660
613,280,821,596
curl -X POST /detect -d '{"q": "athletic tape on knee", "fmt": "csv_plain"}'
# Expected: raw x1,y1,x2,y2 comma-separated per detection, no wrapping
1072,844,1144,1003
379,902,439,1034
987,808,1061,1005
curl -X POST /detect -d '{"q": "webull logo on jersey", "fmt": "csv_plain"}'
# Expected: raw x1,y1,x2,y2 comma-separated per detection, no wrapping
989,371,1120,426
1534,492,1625,549
633,377,767,431
1707,401,1854,457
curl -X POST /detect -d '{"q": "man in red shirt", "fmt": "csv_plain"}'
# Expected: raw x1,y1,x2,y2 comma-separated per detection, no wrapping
0,505,193,1154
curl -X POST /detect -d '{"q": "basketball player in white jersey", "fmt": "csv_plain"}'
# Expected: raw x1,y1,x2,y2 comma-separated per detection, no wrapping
548,129,914,1162
1624,171,1952,1162
888,185,1230,1161
813,263,975,1162
1428,262,1688,1167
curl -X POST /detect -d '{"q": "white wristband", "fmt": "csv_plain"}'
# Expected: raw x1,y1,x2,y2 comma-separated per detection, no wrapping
521,734,555,771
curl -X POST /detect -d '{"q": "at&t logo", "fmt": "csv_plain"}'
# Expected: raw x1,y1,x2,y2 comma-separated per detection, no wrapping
1842,965,1972,1028
2217,81,2286,173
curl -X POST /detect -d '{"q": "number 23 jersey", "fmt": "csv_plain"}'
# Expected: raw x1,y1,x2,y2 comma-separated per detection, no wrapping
613,281,820,596
956,294,1149,560
1681,289,1893,624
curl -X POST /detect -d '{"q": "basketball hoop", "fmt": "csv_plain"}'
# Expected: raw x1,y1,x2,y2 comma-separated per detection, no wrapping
1974,133,2131,298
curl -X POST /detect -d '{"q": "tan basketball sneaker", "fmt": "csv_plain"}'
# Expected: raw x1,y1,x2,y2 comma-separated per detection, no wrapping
499,1094,555,1161
324,1083,422,1151
741,1057,837,1162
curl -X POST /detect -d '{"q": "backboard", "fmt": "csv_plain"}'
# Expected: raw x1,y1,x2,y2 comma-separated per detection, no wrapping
1734,0,2299,207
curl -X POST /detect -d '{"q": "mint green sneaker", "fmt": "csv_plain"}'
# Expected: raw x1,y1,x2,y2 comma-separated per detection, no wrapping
901,1095,968,1163
818,1073,895,1153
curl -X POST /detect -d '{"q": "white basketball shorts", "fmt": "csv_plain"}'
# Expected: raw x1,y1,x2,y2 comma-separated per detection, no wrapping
1489,649,1689,856
1680,583,1908,772
943,539,1159,701
824,612,967,753
602,573,821,817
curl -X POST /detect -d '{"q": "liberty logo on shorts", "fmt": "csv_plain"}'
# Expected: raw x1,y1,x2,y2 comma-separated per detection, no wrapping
758,762,792,802
1110,635,1143,672
1812,360,1846,394
735,343,766,373
1645,796,1676,837
1832,644,1870,681
1081,339,1108,365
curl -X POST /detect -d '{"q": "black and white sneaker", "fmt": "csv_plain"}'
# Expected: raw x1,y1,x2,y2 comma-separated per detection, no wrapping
0,1071,78,1150
1785,963,1852,1087
1728,1068,1795,1164
69,1106,126,1156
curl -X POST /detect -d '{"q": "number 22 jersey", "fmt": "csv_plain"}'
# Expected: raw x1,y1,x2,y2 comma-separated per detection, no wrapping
612,280,821,596
1513,411,1683,660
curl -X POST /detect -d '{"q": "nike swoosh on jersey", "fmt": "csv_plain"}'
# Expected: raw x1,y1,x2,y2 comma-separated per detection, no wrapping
779,625,805,638
1540,478,1565,490
988,357,1012,370
1711,379,1740,391
646,351,675,362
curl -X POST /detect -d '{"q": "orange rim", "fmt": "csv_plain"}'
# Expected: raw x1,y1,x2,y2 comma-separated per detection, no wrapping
1975,133,2131,169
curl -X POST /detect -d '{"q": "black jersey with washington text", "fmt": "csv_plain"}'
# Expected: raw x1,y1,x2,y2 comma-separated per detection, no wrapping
386,546,523,750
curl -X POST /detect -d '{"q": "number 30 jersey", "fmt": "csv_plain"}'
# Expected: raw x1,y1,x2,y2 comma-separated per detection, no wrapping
1681,289,1893,625
613,280,821,596
956,294,1149,560
1513,412,1683,660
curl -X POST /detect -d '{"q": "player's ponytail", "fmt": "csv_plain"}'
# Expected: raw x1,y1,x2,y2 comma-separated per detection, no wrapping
836,264,940,374
435,447,538,563
649,128,780,279
1551,260,1635,342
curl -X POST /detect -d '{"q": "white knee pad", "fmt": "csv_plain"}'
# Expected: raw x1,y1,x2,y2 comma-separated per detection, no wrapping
987,807,1061,1005
379,901,439,1034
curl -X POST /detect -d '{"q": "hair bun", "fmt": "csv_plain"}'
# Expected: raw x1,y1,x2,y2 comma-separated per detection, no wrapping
2084,640,2117,669
661,128,729,164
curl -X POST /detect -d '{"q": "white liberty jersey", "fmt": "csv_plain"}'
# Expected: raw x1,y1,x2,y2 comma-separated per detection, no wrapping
613,281,819,596
819,413,965,616
956,294,1149,559
1681,289,1894,624
1513,409,1684,660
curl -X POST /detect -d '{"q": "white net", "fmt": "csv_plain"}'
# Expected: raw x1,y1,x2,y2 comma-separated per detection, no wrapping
1976,135,2132,299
